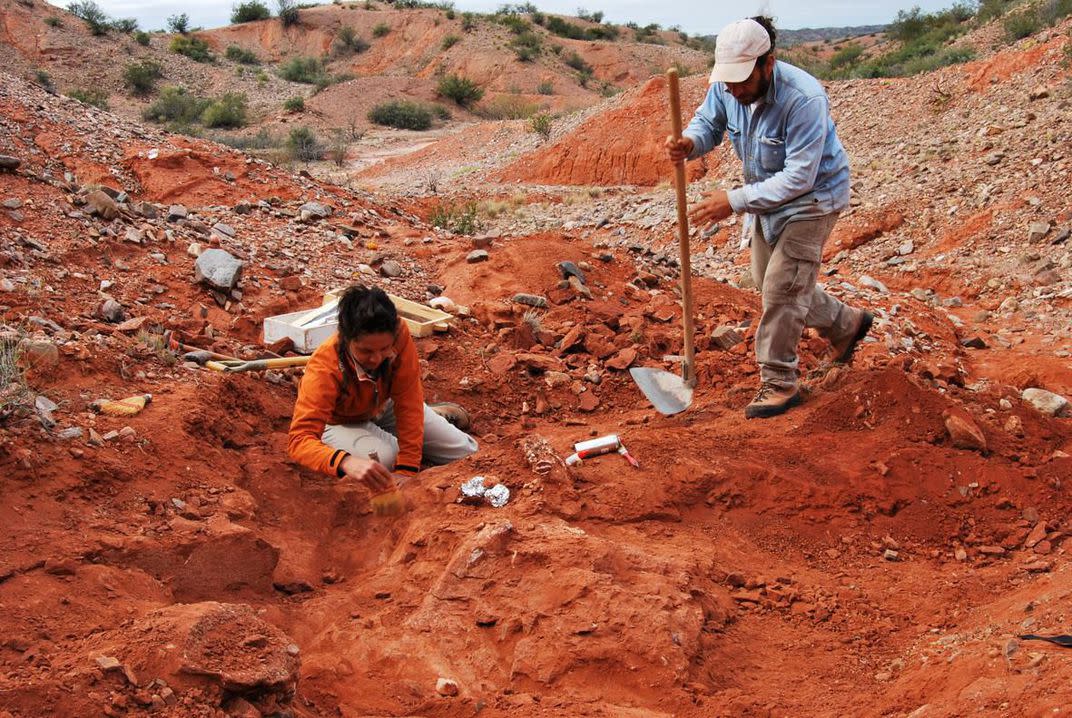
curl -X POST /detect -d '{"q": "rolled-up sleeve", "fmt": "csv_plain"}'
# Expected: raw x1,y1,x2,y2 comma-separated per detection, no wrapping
728,95,828,212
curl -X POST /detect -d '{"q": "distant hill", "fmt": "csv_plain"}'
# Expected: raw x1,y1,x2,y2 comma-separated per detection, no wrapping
694,24,887,49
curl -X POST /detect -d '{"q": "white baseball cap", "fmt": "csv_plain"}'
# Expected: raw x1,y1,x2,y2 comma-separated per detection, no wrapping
709,19,772,84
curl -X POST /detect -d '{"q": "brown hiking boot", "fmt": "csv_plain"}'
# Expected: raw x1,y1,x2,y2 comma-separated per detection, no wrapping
429,401,471,432
744,382,802,419
830,310,874,364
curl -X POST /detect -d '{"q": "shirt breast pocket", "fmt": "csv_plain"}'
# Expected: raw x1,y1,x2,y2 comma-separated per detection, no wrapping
726,126,742,156
759,136,786,171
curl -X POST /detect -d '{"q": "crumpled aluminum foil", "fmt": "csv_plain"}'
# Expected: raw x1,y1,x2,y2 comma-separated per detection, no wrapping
484,484,510,508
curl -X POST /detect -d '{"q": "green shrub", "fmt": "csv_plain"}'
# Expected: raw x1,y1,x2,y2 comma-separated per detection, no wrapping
123,60,163,96
277,0,300,26
563,50,591,73
975,0,1007,22
279,55,324,82
335,25,369,54
577,8,603,23
529,111,551,139
283,95,305,112
587,24,618,40
829,42,863,69
537,79,553,94
34,69,54,91
112,17,138,33
511,30,542,61
225,44,260,63
436,73,484,107
430,202,481,235
170,35,213,62
67,87,109,109
287,126,323,161
143,86,210,123
68,0,110,35
498,13,529,33
134,30,151,45
231,0,271,23
200,92,248,128
445,7,456,19
531,10,544,24
373,22,390,36
442,33,461,49
369,100,434,129
167,12,190,33
462,12,476,31
44,15,62,27
475,94,538,119
1003,9,1041,40
213,128,281,150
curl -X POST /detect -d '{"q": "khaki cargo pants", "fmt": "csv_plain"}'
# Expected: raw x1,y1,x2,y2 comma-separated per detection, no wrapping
323,401,478,470
751,214,861,389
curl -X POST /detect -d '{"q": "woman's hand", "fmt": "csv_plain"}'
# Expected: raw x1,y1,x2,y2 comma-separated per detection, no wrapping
340,455,395,493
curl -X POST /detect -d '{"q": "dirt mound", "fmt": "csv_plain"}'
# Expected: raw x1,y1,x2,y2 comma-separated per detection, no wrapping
496,74,717,186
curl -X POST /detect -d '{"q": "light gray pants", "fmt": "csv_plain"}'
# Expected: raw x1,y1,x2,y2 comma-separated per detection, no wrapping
322,401,478,470
751,214,859,389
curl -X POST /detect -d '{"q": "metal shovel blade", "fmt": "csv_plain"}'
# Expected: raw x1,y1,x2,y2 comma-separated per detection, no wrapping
629,366,694,416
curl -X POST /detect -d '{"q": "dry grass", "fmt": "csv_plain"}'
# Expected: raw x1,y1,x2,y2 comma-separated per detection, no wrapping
0,334,29,421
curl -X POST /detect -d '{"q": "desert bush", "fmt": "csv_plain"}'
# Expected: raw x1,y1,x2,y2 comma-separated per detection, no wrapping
123,60,162,96
287,126,323,161
334,25,369,54
563,50,591,73
587,23,618,40
545,15,586,39
34,69,54,91
632,22,663,43
226,44,260,63
442,33,460,49
475,94,538,119
142,86,209,123
536,79,554,94
577,8,602,23
369,100,434,130
529,111,551,139
133,30,151,45
231,0,271,23
373,22,390,37
67,87,109,109
277,0,300,26
68,0,110,35
498,13,529,33
200,92,248,128
112,18,138,33
214,128,280,150
283,95,305,112
0,335,30,421
829,42,864,69
461,12,477,31
436,73,484,107
167,12,190,33
44,15,62,27
511,30,542,61
170,35,213,62
278,55,324,82
430,201,481,234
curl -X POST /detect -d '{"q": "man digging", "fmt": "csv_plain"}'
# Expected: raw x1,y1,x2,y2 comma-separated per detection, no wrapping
664,16,873,418
288,285,478,497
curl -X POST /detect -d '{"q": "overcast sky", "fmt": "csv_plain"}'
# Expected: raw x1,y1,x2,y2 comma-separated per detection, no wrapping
46,0,964,35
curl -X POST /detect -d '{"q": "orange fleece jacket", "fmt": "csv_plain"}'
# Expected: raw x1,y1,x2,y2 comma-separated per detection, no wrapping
288,324,424,478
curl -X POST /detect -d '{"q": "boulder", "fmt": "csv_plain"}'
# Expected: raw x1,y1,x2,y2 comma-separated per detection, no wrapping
194,249,244,291
85,190,119,220
1022,388,1069,417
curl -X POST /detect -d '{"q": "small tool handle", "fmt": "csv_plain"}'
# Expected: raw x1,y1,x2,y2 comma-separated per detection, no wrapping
667,68,697,388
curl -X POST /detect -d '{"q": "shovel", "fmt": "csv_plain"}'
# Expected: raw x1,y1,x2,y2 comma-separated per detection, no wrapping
630,67,697,416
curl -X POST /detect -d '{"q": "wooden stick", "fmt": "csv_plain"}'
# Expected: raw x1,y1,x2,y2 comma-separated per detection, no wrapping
667,68,697,388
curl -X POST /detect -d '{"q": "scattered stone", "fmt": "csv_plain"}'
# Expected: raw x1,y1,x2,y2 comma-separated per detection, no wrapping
299,201,332,221
1051,227,1070,245
859,275,889,293
944,412,987,452
211,222,235,238
17,340,59,371
96,655,122,672
167,204,188,222
605,347,637,371
883,549,900,561
0,155,21,172
512,293,548,308
558,261,586,284
897,240,914,256
194,249,244,291
0,278,14,292
471,235,493,249
2,198,22,209
85,190,118,220
34,395,58,426
1027,222,1051,243
1023,560,1052,573
1029,86,1050,101
124,227,143,244
954,547,967,562
57,427,84,441
960,336,987,349
710,325,744,350
436,677,459,697
568,275,592,299
1021,388,1069,417
379,260,403,278
98,298,125,323
186,242,202,258
978,545,1005,556
577,390,600,412
1024,521,1048,549
466,249,489,264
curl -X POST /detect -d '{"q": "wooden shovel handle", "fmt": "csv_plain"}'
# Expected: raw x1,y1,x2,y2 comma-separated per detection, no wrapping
667,68,697,388
206,356,311,372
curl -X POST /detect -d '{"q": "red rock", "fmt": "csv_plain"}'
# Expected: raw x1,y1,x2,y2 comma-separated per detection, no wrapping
516,353,566,373
116,316,149,334
557,325,586,354
280,275,302,291
488,353,517,375
577,391,599,412
944,411,987,452
605,347,637,371
1024,521,1048,549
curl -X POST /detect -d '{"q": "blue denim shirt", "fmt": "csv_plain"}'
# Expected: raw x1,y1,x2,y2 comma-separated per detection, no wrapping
683,60,850,244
